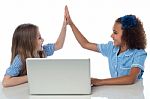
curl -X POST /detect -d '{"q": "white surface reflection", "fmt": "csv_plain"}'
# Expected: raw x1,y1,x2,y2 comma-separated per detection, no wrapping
92,80,144,99
30,95,91,99
0,80,146,99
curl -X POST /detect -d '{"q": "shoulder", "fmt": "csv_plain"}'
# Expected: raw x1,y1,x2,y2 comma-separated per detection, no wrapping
43,43,55,56
97,41,114,49
43,43,55,50
11,54,23,66
124,49,147,58
97,41,118,57
97,41,118,51
5,54,23,76
133,49,147,56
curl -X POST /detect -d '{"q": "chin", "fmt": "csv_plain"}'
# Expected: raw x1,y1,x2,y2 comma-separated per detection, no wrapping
40,48,43,51
113,43,119,47
38,47,43,51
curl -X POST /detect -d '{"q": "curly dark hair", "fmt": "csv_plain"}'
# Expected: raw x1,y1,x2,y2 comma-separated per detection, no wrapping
115,15,147,49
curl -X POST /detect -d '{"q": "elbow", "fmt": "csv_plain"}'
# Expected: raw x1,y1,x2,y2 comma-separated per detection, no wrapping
80,42,89,49
59,44,63,49
55,43,64,50
127,78,137,85
81,44,86,49
131,79,136,84
2,76,13,88
57,44,63,50
2,80,9,88
128,80,135,85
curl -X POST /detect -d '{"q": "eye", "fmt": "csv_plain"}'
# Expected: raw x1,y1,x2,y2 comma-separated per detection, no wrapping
38,37,42,39
113,32,117,34
113,30,118,34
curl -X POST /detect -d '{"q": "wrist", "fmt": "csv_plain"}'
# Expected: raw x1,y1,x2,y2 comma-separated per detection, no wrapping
63,23,67,28
69,22,74,26
97,79,105,86
24,75,28,82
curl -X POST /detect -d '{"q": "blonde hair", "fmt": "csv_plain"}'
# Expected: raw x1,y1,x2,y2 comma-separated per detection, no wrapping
11,23,45,75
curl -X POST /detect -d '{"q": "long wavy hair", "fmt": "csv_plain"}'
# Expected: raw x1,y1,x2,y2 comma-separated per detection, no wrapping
11,23,45,76
115,15,147,49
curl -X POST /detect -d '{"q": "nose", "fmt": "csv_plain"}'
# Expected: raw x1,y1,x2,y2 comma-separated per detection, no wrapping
111,33,114,38
42,38,44,42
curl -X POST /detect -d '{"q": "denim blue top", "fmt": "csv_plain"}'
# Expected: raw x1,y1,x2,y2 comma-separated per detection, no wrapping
97,41,147,79
5,43,55,76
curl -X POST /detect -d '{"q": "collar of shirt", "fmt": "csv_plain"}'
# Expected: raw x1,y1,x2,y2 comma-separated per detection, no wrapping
113,47,134,57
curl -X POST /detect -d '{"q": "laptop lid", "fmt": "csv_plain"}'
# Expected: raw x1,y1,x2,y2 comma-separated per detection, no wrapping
26,58,91,95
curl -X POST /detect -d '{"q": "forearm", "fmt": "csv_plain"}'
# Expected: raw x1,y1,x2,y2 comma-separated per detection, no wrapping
55,22,67,50
2,75,28,87
70,22,89,48
99,75,136,85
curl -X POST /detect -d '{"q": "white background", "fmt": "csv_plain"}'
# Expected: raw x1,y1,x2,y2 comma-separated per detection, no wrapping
0,0,150,97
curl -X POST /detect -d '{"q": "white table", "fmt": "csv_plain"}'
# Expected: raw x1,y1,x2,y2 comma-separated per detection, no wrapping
0,80,145,99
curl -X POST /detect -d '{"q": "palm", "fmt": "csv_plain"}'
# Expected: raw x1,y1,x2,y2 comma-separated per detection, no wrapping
65,5,72,25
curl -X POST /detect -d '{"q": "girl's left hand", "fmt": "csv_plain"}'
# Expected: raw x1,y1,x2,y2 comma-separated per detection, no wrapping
91,78,103,86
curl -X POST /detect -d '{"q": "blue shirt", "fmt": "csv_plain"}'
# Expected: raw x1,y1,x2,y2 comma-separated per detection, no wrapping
5,43,55,76
97,41,147,79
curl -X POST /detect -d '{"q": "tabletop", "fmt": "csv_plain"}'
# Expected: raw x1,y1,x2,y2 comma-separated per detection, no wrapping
0,80,146,99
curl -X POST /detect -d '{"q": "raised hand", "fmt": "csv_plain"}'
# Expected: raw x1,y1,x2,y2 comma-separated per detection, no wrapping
65,5,73,25
63,6,67,26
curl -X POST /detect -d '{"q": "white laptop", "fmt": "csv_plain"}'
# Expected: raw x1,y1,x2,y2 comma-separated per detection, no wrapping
26,58,91,95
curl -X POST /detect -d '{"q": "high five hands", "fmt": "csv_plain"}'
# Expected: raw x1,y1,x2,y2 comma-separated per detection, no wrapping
65,5,73,25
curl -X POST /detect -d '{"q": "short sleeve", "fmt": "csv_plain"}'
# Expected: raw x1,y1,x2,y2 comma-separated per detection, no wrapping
131,50,147,79
43,43,55,56
97,41,114,57
5,55,23,76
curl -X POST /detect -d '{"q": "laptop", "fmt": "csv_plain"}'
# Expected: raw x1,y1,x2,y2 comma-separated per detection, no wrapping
26,58,91,95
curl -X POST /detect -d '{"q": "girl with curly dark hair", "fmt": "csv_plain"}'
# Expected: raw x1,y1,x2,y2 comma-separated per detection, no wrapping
65,6,147,86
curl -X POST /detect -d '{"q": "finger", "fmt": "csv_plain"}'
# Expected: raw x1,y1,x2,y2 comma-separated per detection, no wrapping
65,5,69,17
64,5,67,16
91,78,97,80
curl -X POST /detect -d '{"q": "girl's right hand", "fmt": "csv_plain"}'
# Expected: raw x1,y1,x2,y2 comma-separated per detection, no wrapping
65,5,73,25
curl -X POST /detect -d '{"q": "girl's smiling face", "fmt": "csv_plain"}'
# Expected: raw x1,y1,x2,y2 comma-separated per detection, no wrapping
36,31,44,51
111,22,123,47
